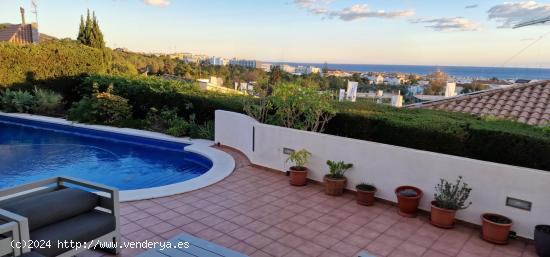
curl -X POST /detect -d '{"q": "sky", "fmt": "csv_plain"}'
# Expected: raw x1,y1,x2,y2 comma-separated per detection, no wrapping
1,0,550,68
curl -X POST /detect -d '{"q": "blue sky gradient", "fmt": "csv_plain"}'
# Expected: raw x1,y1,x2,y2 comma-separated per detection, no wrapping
1,0,549,67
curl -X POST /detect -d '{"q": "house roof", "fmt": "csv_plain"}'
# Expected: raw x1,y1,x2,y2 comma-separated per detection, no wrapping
408,81,550,126
0,23,36,44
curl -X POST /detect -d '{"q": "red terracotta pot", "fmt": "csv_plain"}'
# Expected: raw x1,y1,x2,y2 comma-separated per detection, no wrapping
431,201,457,228
481,213,513,245
289,167,308,186
356,188,377,206
324,175,347,196
395,186,423,217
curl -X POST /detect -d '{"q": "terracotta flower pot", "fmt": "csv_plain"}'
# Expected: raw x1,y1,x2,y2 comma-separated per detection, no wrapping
395,186,423,217
430,201,457,228
289,167,308,186
356,188,377,206
324,175,347,196
481,213,513,245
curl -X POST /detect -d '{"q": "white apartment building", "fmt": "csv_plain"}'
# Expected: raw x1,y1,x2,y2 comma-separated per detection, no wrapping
209,57,229,66
385,77,404,86
229,59,263,69
368,75,385,85
295,66,321,75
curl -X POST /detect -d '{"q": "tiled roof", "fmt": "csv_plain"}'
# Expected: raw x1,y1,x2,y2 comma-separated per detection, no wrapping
409,81,550,126
0,23,36,44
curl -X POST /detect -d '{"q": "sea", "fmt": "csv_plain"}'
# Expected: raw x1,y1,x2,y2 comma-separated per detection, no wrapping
273,62,550,80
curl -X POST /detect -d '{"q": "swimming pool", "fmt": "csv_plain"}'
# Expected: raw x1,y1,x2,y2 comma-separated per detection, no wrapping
0,115,213,191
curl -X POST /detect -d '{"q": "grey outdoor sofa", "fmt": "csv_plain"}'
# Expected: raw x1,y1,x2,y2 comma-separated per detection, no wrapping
0,177,120,257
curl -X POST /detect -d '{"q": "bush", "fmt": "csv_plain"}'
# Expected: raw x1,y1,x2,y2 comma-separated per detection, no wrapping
68,91,132,125
0,89,34,113
68,97,96,123
32,88,63,115
94,92,132,125
189,120,214,140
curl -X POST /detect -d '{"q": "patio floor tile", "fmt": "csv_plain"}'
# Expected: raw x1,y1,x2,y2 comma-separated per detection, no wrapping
81,146,536,257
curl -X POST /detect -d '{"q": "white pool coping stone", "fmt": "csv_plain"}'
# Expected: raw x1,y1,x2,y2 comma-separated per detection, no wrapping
0,112,236,202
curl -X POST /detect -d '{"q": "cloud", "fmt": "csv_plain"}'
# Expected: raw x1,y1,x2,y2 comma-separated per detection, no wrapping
488,1,550,28
465,4,479,9
294,0,414,21
328,4,415,21
143,0,170,8
410,17,481,32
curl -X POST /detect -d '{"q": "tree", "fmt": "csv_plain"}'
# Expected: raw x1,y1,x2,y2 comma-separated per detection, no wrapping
269,66,282,86
91,12,105,49
77,16,85,44
76,9,105,49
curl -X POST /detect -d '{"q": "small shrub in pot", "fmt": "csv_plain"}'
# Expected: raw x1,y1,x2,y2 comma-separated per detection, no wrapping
356,183,376,206
431,176,472,228
286,149,311,186
324,160,353,196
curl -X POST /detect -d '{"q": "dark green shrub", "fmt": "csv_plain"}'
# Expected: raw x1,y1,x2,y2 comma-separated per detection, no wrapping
166,119,191,137
68,97,97,123
93,92,132,125
32,88,63,116
0,89,34,113
189,120,214,140
68,91,132,125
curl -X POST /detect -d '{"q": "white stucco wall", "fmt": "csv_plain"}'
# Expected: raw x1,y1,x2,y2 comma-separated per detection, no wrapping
215,110,550,239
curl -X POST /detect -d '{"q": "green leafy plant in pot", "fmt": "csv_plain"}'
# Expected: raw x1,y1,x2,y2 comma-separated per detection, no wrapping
431,176,472,228
286,149,311,186
356,183,377,206
324,160,353,196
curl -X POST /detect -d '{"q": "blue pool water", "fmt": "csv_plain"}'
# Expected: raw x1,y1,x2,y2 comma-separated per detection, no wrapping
0,116,212,190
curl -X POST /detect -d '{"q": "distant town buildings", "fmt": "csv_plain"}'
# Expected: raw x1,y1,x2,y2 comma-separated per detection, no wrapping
0,7,39,45
229,58,264,69
209,56,229,66
295,66,321,75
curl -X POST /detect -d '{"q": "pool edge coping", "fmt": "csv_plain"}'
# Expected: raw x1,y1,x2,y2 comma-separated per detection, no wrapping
0,112,236,202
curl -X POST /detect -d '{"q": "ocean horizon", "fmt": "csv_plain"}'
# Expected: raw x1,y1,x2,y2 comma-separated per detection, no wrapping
272,62,550,80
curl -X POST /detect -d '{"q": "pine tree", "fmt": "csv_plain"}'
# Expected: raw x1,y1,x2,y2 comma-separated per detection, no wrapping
77,9,105,49
84,9,94,46
77,15,85,44
91,12,105,49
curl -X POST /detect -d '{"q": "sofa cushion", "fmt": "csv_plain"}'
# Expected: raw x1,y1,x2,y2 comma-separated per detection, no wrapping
0,188,99,230
30,210,116,257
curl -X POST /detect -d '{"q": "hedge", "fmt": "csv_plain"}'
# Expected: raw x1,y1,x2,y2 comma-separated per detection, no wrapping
0,40,107,87
325,102,550,170
78,74,245,123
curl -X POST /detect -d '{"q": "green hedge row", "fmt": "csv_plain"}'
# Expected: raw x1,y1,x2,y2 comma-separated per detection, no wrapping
0,40,107,87
325,102,550,170
78,74,245,123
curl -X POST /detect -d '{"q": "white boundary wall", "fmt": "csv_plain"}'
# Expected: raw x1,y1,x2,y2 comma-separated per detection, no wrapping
215,110,550,239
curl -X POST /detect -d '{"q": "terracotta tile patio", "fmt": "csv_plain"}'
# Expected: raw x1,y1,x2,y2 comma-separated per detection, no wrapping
82,146,538,257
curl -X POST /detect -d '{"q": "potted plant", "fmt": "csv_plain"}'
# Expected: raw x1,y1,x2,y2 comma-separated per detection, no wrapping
395,186,423,217
431,176,472,228
535,225,550,257
356,183,376,206
286,149,311,186
481,213,513,244
324,160,353,196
